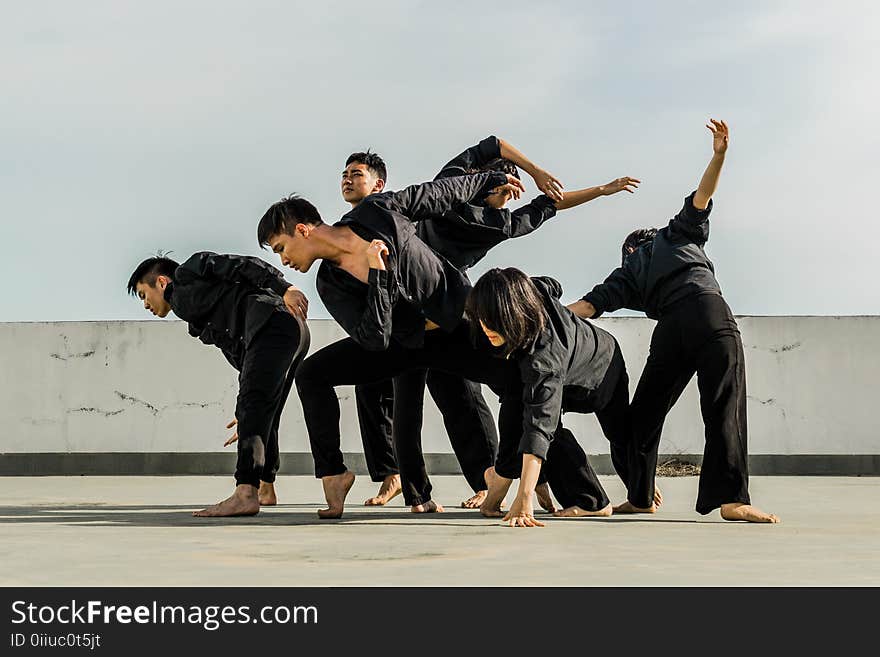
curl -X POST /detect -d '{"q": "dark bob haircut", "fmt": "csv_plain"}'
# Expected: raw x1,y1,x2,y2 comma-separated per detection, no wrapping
466,267,546,359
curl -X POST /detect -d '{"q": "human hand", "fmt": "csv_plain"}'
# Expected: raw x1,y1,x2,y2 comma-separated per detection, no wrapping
502,492,545,528
707,118,729,155
531,168,564,202
282,286,309,319
602,176,641,195
366,240,389,271
223,419,238,447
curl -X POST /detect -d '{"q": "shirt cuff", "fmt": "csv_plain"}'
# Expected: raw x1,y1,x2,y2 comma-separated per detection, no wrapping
267,277,291,297
368,268,389,286
519,431,551,461
685,190,713,217
581,293,605,319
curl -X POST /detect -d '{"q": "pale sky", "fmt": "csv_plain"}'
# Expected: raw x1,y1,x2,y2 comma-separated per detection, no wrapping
2,1,878,321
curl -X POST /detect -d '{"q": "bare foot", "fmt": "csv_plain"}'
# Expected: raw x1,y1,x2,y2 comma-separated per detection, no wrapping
318,470,356,519
721,502,779,523
654,485,663,507
461,490,487,509
364,474,401,506
259,481,277,506
535,483,557,513
193,484,260,517
612,500,657,514
480,466,510,518
411,500,445,513
553,503,613,518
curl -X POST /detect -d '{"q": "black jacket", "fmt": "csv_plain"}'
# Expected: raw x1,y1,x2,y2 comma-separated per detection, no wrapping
416,135,558,271
582,192,720,320
511,277,618,461
166,252,291,369
316,171,508,351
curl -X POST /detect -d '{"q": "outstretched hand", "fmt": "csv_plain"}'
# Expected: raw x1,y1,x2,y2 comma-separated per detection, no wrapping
283,286,309,319
366,240,389,271
602,176,641,195
532,168,564,202
707,118,729,154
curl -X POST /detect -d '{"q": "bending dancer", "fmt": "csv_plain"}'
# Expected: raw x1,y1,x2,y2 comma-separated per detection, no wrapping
343,138,584,511
466,268,634,527
568,119,779,523
340,149,499,510
127,253,310,516
259,166,638,519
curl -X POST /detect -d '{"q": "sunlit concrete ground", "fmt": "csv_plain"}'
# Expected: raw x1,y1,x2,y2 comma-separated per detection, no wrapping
1,475,877,586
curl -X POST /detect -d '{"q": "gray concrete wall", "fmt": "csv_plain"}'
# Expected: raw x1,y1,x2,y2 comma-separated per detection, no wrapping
1,317,878,473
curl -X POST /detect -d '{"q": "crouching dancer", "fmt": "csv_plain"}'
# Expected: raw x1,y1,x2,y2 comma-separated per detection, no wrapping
127,253,310,517
568,119,779,523
467,268,637,527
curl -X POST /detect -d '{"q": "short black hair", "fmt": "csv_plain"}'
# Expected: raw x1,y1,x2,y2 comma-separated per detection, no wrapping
257,194,323,248
478,157,520,179
346,150,387,182
622,227,657,263
466,267,546,359
127,256,179,296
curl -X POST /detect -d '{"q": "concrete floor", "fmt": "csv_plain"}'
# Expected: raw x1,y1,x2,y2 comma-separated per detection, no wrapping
0,475,877,586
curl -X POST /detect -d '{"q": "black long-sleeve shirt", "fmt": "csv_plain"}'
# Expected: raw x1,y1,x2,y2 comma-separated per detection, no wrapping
582,192,720,320
416,135,558,271
165,252,291,368
510,276,617,460
316,171,509,351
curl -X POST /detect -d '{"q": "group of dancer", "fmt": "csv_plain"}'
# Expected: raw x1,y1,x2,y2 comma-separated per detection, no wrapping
127,118,779,527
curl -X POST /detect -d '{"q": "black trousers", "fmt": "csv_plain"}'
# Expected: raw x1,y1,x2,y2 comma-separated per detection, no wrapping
627,293,750,514
496,341,633,511
355,381,397,482
234,312,310,487
355,372,499,504
295,323,517,499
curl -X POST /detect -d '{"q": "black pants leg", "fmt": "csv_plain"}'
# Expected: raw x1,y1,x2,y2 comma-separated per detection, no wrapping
235,312,305,488
591,343,634,487
544,425,610,511
391,369,432,506
627,319,695,508
261,314,311,484
692,298,751,514
426,370,498,492
355,381,398,482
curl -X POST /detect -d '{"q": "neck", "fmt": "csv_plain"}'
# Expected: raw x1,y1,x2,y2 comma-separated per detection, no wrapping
314,224,363,266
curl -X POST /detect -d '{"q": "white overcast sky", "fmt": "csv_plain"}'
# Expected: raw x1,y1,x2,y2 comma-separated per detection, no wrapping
1,0,878,321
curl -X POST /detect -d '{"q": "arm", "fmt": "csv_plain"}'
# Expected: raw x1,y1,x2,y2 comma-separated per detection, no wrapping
386,172,520,221
693,118,728,210
503,453,545,528
434,136,502,179
323,268,394,351
178,252,308,318
554,176,640,211
566,299,597,319
498,138,564,202
576,266,640,318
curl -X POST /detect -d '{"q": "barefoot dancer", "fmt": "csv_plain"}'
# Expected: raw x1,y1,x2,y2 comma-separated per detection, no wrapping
466,269,637,527
127,253,310,517
568,119,779,523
